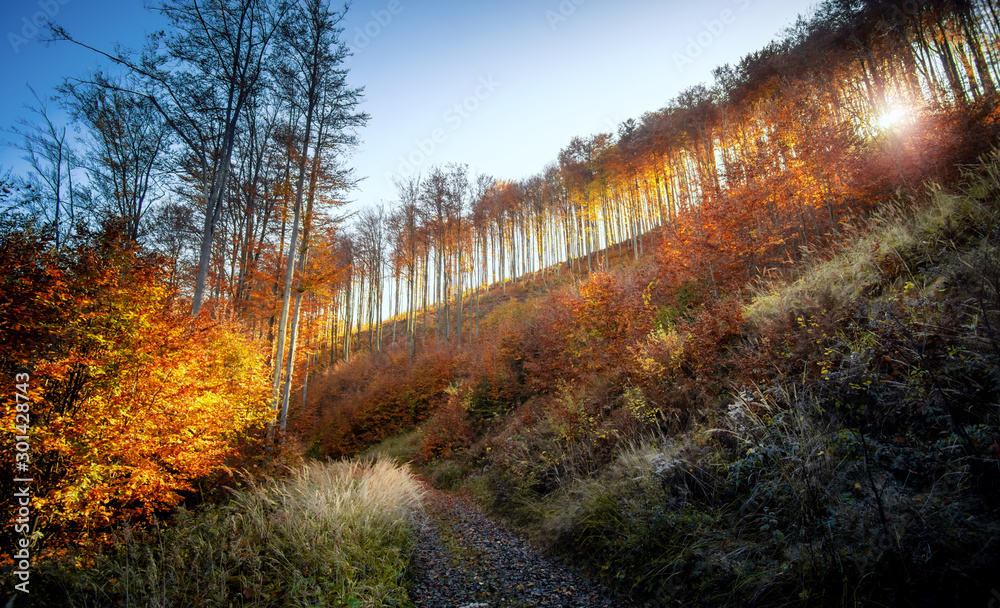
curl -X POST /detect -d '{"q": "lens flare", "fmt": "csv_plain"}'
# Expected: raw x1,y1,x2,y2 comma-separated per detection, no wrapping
876,105,910,131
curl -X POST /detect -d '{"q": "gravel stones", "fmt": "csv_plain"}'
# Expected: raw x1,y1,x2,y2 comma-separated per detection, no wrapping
408,487,621,607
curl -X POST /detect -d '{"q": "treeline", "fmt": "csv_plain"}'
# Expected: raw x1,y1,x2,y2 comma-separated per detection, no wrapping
296,0,1000,461
342,0,1000,367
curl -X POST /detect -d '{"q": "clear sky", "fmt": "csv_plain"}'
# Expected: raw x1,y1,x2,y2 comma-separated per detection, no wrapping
0,0,815,212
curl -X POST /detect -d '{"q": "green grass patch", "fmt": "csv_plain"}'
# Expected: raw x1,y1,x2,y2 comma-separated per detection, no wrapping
360,428,425,465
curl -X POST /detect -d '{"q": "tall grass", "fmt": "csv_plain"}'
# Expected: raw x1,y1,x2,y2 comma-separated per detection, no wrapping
45,458,424,608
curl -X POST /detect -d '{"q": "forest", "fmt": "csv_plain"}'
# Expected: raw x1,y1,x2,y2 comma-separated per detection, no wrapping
2,0,1000,606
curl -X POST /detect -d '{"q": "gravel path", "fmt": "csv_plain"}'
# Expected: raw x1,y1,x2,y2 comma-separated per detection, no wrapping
407,486,622,608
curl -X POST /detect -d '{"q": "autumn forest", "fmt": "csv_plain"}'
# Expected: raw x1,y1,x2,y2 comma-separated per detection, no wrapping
3,0,1000,606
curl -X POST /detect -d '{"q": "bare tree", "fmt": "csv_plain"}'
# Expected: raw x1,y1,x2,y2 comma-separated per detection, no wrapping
4,87,85,249
50,0,285,315
60,74,170,242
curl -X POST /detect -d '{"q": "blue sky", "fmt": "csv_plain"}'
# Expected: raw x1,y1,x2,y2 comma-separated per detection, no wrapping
1,0,814,211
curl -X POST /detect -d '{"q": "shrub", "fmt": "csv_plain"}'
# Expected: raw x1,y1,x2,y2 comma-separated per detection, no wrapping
0,222,272,551
418,384,474,462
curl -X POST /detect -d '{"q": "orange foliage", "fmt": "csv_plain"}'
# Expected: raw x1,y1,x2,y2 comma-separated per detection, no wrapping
680,299,745,379
297,345,463,458
418,385,474,462
0,222,271,549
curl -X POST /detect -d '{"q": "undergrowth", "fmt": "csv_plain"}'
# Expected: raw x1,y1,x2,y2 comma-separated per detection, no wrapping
15,458,424,608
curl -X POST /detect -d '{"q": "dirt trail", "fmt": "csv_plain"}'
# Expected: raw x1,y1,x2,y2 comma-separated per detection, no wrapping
407,486,621,608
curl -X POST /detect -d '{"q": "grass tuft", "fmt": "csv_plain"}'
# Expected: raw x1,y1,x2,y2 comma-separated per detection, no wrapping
30,458,424,608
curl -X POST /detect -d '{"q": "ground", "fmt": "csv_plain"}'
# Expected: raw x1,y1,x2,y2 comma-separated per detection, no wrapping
408,483,619,608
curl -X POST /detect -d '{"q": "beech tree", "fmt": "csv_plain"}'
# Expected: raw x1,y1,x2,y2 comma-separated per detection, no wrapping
59,74,170,242
140,0,286,317
270,0,367,431
4,87,84,249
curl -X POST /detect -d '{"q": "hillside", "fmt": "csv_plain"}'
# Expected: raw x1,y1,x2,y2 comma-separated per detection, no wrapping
16,135,999,608
297,143,1000,607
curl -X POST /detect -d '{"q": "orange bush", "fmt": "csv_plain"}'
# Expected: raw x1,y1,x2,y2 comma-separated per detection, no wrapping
0,223,271,549
418,386,474,462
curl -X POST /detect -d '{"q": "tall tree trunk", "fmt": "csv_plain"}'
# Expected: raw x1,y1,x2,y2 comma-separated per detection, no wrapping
279,289,304,432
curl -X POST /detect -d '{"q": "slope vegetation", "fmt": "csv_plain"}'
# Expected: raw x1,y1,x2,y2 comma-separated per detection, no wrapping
318,142,1000,606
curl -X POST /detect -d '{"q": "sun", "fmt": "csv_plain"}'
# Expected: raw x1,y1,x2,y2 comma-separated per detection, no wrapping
876,105,911,131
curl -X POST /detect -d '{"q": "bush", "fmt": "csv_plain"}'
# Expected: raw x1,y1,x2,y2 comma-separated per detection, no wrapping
301,346,463,458
0,222,272,551
418,384,474,462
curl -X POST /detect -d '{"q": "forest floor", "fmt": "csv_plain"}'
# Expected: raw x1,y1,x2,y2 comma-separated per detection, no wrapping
407,483,621,608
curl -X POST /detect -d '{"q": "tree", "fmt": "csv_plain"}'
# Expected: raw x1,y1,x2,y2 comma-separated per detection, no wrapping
50,0,286,315
60,73,170,242
0,221,271,547
3,87,86,249
150,0,287,316
270,0,367,431
392,176,421,361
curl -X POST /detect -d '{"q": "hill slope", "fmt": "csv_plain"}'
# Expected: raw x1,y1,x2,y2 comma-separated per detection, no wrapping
348,149,1000,607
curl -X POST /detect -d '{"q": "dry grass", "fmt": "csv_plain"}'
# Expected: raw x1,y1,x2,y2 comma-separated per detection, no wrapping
747,152,1000,326
42,458,425,608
